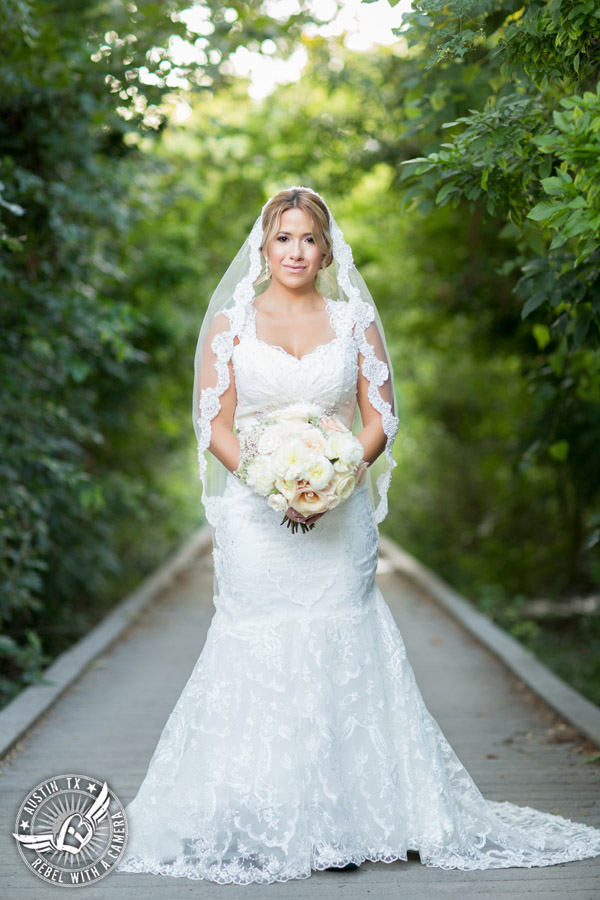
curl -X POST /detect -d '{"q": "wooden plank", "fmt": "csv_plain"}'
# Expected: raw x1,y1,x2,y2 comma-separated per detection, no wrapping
0,527,213,759
379,535,600,749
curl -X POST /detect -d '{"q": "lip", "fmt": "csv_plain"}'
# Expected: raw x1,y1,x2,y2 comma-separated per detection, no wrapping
284,264,306,272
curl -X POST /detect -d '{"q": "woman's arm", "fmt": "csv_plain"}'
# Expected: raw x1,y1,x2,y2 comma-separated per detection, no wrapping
198,313,240,473
208,388,240,472
355,320,393,466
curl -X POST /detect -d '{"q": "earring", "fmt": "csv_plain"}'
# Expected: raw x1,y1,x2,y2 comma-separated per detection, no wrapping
265,257,270,277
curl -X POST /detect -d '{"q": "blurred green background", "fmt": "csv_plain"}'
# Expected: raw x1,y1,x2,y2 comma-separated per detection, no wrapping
1,0,599,709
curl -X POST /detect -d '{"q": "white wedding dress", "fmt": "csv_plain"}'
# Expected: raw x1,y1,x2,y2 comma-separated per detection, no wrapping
117,298,600,884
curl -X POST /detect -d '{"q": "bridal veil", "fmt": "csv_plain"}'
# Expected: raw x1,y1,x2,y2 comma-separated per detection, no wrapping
192,185,399,531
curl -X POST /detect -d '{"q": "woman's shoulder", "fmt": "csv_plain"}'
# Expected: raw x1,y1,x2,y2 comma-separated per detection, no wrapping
202,310,238,356
207,308,244,339
326,297,375,333
325,296,351,319
210,309,234,330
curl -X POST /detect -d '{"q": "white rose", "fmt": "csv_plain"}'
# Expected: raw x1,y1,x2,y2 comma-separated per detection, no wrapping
274,477,297,501
306,456,335,491
267,492,288,512
332,471,357,502
299,425,327,454
246,455,275,496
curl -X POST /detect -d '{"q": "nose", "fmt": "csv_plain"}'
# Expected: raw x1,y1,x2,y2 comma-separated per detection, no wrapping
288,240,304,259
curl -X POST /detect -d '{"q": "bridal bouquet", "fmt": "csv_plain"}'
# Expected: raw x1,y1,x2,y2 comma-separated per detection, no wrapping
235,402,368,533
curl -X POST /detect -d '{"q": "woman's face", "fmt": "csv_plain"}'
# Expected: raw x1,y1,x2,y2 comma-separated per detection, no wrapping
264,207,325,291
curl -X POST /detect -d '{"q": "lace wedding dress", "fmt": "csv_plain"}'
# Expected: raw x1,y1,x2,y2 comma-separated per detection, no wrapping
117,298,600,884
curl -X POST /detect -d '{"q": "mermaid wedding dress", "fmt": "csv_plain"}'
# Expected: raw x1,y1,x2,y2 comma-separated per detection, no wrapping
117,297,600,884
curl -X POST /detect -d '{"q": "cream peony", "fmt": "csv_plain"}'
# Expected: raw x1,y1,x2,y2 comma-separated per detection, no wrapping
271,439,312,482
326,432,363,471
246,455,275,496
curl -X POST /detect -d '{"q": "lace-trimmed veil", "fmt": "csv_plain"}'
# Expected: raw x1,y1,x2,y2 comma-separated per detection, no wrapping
192,186,399,530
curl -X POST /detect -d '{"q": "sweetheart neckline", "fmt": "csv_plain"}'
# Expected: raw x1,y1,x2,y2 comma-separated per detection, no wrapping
244,295,340,362
246,334,342,363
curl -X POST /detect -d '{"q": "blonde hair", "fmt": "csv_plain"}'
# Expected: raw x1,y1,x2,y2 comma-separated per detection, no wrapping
255,188,334,288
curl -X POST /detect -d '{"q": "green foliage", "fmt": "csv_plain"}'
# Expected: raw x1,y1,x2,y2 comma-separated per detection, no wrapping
528,84,600,265
0,630,53,705
388,0,600,600
0,0,328,708
397,0,600,340
476,582,600,707
500,0,600,87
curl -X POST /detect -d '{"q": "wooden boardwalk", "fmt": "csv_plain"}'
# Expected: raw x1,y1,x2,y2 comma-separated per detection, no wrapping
1,542,599,899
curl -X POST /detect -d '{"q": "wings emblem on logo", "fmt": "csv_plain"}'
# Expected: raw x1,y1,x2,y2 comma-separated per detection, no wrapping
13,781,111,857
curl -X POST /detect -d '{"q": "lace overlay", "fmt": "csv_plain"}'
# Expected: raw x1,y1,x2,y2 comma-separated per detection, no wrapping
118,330,600,884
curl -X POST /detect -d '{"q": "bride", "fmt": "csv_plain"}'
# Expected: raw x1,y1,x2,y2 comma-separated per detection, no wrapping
116,186,600,884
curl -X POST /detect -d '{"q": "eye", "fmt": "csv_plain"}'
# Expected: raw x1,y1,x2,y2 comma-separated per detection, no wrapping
277,235,288,242
306,237,315,243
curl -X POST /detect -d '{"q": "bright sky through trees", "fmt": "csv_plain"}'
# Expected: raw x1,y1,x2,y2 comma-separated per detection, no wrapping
174,0,412,102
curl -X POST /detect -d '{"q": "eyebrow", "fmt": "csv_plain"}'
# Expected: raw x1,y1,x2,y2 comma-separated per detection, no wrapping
278,231,313,236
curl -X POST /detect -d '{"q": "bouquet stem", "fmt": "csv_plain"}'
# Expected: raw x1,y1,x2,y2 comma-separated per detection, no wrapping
280,514,315,534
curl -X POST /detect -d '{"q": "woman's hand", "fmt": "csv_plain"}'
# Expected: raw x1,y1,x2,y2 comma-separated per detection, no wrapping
285,507,326,528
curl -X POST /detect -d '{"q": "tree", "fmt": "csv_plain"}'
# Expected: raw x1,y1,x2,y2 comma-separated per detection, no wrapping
0,0,334,706
389,0,600,587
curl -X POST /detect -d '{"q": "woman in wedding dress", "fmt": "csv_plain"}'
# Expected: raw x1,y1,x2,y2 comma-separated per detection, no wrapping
117,186,600,884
